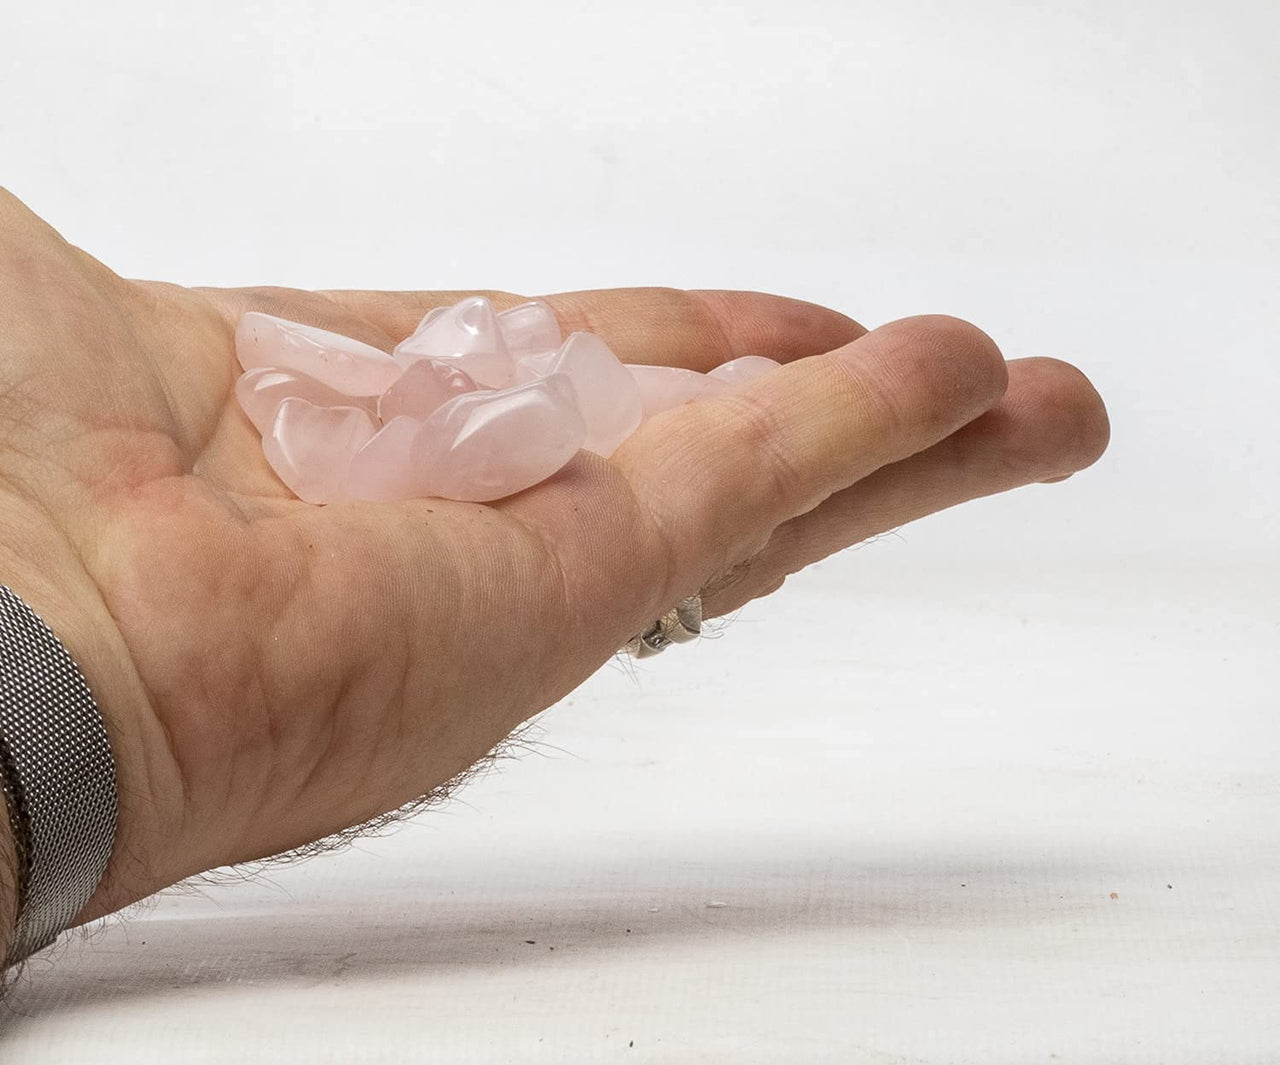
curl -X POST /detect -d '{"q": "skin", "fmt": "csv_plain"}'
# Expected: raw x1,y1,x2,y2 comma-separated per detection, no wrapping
0,188,1109,964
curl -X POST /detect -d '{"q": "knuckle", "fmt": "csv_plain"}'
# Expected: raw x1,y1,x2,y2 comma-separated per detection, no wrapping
701,553,787,617
718,392,810,509
701,553,757,602
824,347,909,439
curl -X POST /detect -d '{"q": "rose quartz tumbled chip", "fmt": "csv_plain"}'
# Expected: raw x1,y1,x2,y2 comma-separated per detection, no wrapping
235,367,379,434
498,300,562,358
515,332,642,457
262,398,378,504
341,416,430,502
394,296,514,388
627,364,728,419
377,359,479,423
412,374,586,502
237,297,776,505
235,313,403,396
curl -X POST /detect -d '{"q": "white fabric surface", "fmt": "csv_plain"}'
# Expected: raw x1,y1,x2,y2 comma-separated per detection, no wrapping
0,0,1276,1059
4,558,1277,1062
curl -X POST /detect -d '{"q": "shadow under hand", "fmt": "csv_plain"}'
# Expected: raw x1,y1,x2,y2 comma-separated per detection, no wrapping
2,840,1127,1026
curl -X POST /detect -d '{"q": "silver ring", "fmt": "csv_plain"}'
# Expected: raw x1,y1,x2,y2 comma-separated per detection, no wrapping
623,595,703,658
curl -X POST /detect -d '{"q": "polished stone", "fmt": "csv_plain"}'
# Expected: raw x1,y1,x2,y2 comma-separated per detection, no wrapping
342,415,431,502
235,312,403,396
514,332,642,456
412,374,586,502
393,296,514,388
627,363,728,419
261,398,378,504
236,367,379,435
377,358,479,423
498,300,562,358
239,298,765,504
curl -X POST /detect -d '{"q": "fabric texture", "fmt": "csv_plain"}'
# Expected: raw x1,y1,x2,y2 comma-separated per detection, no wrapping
0,584,116,966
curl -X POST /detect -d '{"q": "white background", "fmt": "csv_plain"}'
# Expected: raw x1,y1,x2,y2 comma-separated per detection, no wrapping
1,1,1277,1061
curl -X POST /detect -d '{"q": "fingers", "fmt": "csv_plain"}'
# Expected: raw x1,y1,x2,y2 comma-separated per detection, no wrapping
314,286,867,371
611,315,1011,601
700,357,1111,616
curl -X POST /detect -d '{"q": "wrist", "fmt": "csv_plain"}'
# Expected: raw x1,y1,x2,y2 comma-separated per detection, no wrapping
0,505,183,929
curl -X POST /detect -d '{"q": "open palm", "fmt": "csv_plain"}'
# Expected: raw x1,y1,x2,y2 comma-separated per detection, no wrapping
0,190,1108,924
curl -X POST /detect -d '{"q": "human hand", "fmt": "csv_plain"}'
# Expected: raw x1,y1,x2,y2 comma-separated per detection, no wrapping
0,189,1108,936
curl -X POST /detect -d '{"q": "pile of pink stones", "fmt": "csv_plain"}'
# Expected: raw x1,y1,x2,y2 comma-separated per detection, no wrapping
234,296,781,503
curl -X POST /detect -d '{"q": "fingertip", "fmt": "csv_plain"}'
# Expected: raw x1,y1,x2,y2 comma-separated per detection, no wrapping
1006,357,1111,474
835,314,1009,439
885,314,1009,394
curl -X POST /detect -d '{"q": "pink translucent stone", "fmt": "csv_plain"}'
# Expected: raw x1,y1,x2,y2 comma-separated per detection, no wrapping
342,416,429,502
514,332,642,457
235,367,378,435
377,359,479,424
497,300,561,357
239,296,769,505
414,306,448,330
627,364,729,419
411,373,586,502
235,313,403,396
393,296,514,388
262,398,378,504
708,355,782,386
